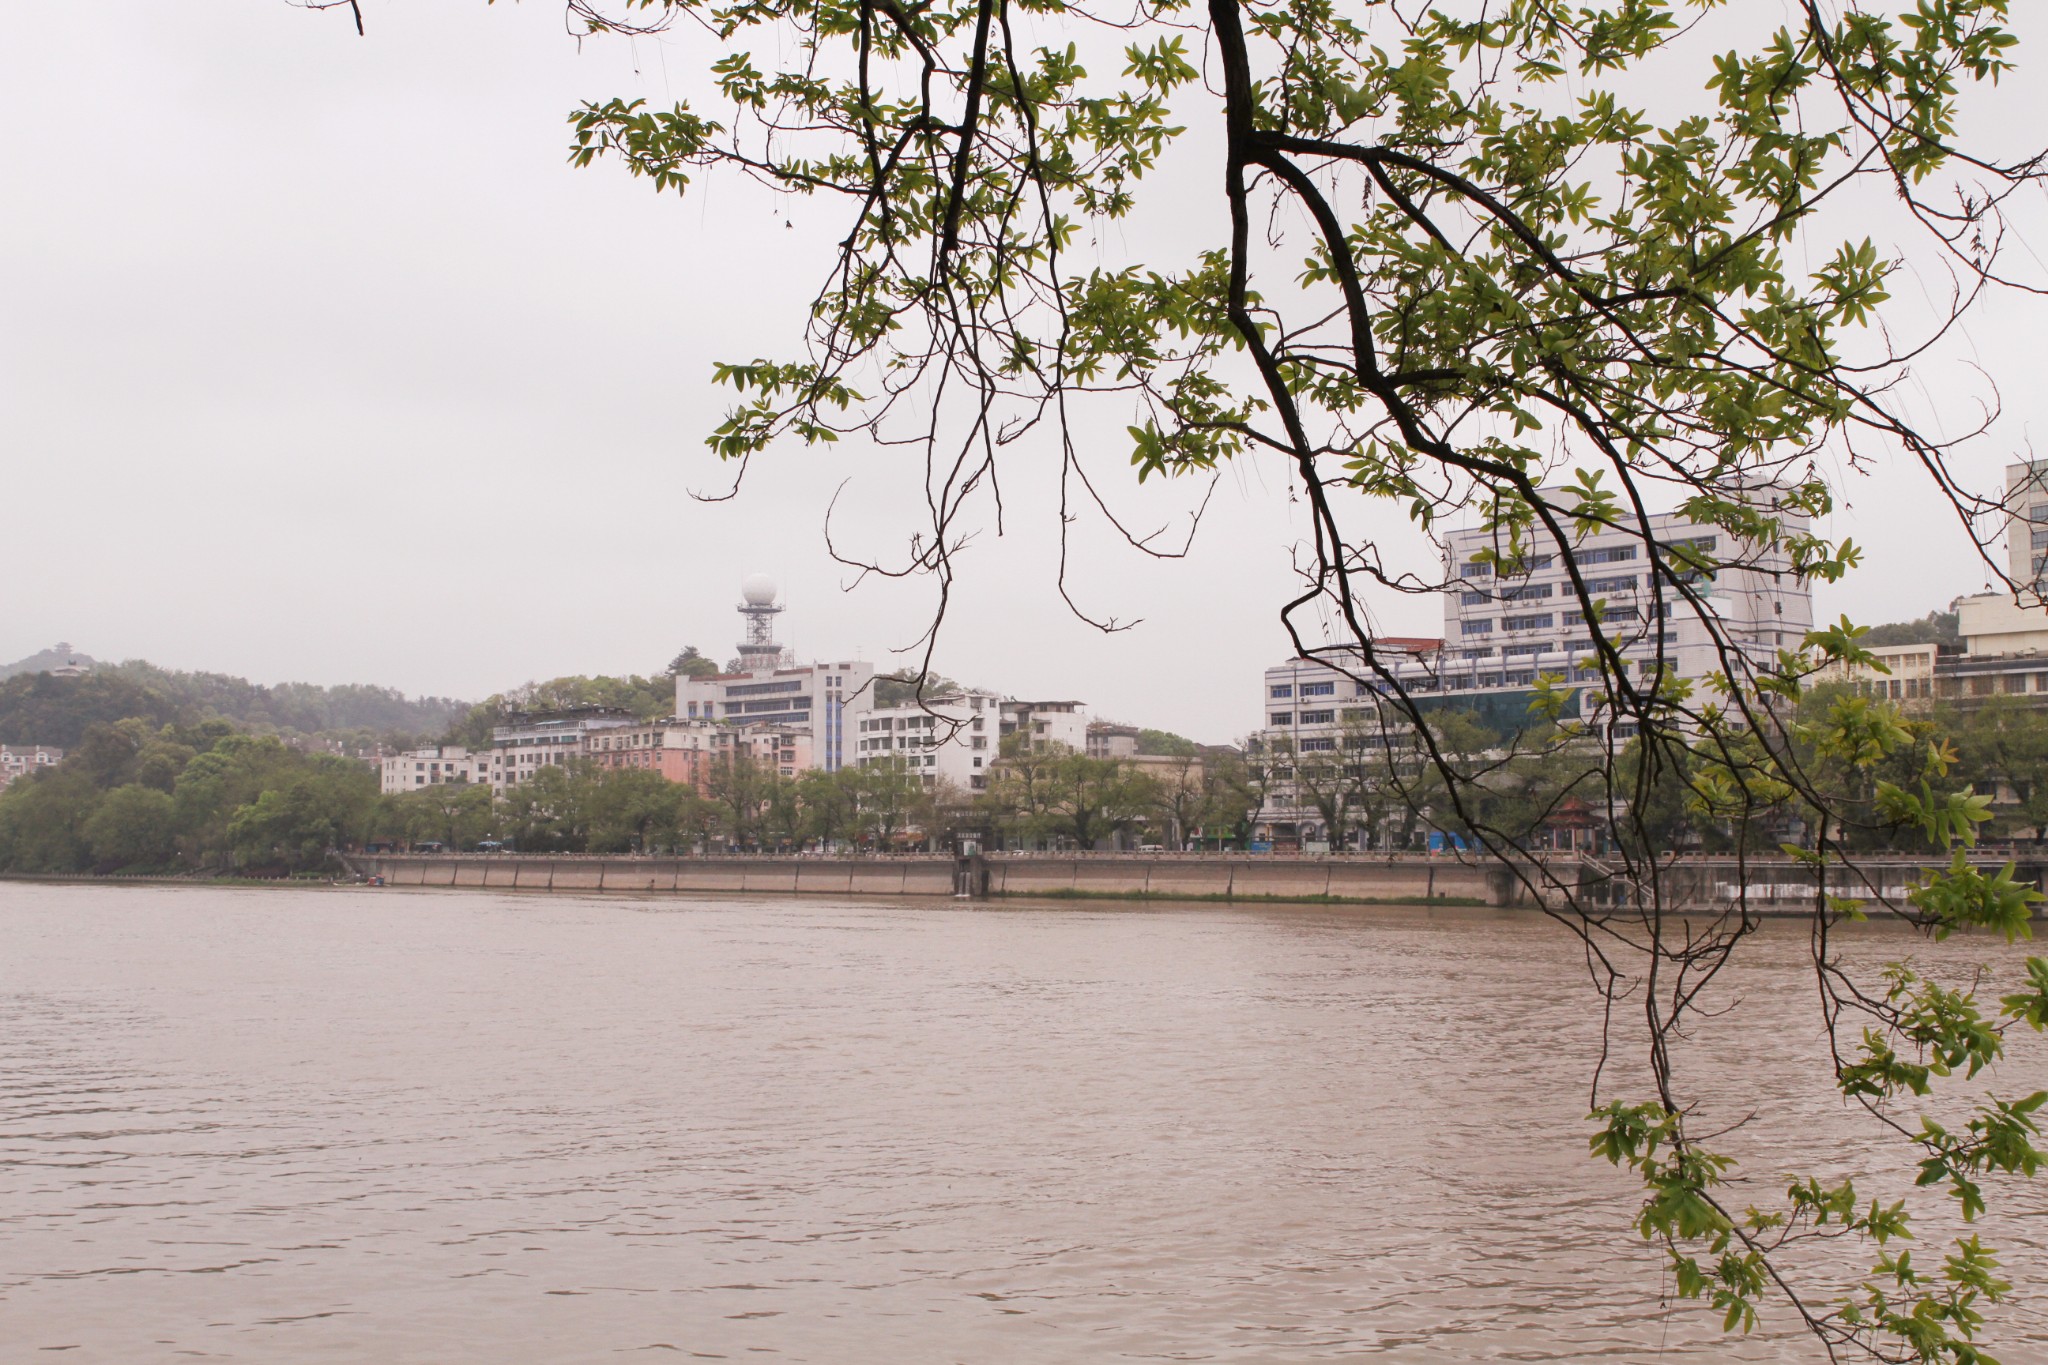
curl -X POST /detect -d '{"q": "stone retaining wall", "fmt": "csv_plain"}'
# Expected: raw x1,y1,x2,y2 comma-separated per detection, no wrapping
351,854,1494,904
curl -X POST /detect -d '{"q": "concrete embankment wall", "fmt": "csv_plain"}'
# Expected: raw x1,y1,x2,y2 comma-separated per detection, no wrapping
352,854,1497,905
984,856,1498,903
357,855,961,899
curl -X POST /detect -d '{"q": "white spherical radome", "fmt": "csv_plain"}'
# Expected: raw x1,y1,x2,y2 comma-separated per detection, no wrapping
741,574,780,607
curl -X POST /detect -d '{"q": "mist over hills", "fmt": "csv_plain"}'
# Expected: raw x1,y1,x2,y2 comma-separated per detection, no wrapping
0,643,97,681
0,647,471,748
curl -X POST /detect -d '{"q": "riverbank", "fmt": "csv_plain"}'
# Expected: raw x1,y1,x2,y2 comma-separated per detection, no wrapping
341,851,1512,905
0,872,349,890
992,887,1489,907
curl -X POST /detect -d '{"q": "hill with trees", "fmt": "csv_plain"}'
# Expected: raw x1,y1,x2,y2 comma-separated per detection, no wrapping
1860,610,1961,648
0,662,469,751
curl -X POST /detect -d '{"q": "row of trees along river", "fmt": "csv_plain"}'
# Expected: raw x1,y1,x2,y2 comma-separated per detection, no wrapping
8,683,2048,875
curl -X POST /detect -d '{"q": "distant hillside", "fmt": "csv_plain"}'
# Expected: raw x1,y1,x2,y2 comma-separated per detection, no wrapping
105,661,468,737
0,642,98,681
0,659,470,749
0,672,190,748
1861,610,1960,647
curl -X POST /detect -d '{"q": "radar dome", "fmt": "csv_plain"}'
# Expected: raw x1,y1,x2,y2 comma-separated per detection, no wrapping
741,574,780,607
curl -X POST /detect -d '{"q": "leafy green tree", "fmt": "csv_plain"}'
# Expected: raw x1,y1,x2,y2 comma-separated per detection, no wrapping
1135,728,1199,759
387,783,497,850
1146,751,1208,849
1952,699,2048,842
501,766,571,850
798,766,861,848
172,735,304,866
583,767,690,852
83,784,179,869
762,773,805,850
0,720,377,874
1034,750,1159,849
705,750,773,848
667,646,721,679
0,768,100,872
1198,743,1283,850
226,781,350,872
852,759,926,846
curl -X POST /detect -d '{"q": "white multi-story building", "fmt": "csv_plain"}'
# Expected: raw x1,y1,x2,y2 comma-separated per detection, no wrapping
489,709,636,793
1252,492,1817,847
1439,502,1810,691
379,745,487,795
857,690,1000,791
674,578,873,772
999,699,1089,753
1951,459,2048,648
0,744,63,789
2006,458,2048,594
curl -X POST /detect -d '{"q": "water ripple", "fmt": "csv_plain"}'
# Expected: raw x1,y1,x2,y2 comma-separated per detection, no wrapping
2,885,2046,1363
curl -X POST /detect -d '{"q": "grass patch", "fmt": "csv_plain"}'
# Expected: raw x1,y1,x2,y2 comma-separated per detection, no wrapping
991,887,1488,907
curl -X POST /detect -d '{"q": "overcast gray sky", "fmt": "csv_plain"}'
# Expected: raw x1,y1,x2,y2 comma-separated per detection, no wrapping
4,2,2044,743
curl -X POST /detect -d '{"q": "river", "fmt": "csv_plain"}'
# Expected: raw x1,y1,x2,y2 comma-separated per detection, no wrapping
3,883,2046,1363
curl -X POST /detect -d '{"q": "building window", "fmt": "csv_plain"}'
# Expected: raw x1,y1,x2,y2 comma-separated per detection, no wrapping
1500,583,1552,601
1300,738,1336,751
1301,681,1335,696
1503,613,1554,631
1462,620,1494,636
1583,545,1637,564
1271,712,1293,725
1460,591,1489,606
1458,562,1493,578
1270,685,1293,698
1300,710,1335,724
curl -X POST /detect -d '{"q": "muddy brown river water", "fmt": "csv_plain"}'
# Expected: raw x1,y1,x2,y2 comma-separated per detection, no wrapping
4,883,2047,1362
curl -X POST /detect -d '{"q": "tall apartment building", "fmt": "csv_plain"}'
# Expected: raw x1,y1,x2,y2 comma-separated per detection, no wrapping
1948,459,2048,654
379,745,486,795
858,690,1000,790
1252,493,1817,847
1437,502,1810,692
674,580,873,771
489,708,636,793
2007,459,2048,593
